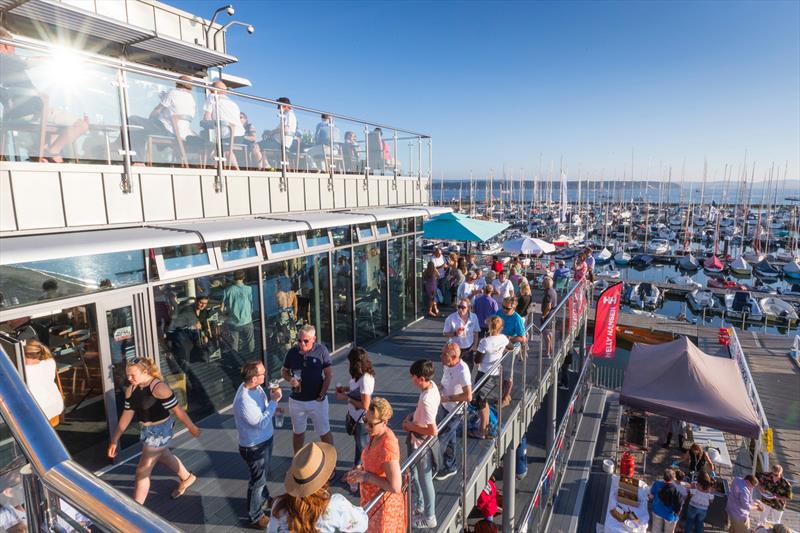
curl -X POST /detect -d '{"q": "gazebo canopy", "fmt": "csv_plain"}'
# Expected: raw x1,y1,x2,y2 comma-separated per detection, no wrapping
422,213,509,243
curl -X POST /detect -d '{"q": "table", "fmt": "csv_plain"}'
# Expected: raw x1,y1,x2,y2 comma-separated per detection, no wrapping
601,475,650,533
689,425,732,469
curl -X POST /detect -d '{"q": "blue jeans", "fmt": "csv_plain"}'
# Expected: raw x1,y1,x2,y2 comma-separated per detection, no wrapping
353,420,369,466
437,406,461,473
685,504,707,533
239,437,274,523
516,434,528,477
410,448,436,519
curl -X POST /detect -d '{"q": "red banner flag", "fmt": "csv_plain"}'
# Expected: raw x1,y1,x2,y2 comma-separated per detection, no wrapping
591,282,623,359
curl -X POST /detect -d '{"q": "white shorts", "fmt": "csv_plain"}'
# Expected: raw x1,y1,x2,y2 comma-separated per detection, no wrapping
289,397,331,435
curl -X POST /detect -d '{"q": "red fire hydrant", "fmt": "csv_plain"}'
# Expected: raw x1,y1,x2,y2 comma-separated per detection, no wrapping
719,328,730,346
619,451,635,478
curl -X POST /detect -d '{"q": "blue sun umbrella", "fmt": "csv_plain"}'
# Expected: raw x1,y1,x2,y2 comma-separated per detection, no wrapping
422,212,509,242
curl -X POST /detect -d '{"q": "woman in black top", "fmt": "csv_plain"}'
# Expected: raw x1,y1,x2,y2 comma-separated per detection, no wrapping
108,358,201,504
681,443,715,479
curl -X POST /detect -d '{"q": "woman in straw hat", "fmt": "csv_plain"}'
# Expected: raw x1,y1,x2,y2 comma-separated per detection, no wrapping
268,442,367,533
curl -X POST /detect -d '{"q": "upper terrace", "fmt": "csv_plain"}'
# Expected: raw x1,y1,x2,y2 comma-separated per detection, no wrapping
0,7,432,236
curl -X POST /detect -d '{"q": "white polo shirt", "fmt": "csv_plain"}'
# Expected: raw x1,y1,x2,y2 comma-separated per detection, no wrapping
443,311,480,350
441,360,471,413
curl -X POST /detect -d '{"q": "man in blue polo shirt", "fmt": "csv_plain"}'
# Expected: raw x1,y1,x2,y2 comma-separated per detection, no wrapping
281,324,334,453
495,296,526,406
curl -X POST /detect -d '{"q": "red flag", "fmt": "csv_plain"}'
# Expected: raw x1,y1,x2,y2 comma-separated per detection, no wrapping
591,282,623,359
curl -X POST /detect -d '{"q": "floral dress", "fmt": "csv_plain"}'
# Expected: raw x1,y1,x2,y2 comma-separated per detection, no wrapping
360,428,406,533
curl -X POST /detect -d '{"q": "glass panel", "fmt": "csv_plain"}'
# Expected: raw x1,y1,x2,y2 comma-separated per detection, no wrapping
332,248,353,349
161,243,211,271
305,229,330,248
155,269,261,420
357,224,374,240
106,305,138,451
388,237,412,331
331,226,352,247
354,242,387,343
291,106,334,173
366,127,400,177
219,237,259,262
421,137,431,180
389,218,411,235
224,92,274,171
262,253,332,380
416,235,424,317
405,236,416,320
376,223,390,237
266,232,301,255
0,250,146,310
400,135,420,177
1,304,109,470
333,118,367,176
125,71,209,168
1,45,123,163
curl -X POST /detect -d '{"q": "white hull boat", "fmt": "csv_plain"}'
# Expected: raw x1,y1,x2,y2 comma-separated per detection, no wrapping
724,291,764,321
759,297,799,322
687,289,718,312
646,239,670,255
754,259,780,280
629,282,660,309
614,251,631,265
595,267,621,280
593,247,612,264
668,274,701,291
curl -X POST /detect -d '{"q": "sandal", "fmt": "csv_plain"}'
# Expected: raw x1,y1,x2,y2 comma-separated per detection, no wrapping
171,472,196,499
469,429,488,440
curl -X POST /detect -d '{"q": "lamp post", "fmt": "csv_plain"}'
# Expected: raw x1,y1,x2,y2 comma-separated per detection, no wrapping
211,20,255,49
205,4,234,48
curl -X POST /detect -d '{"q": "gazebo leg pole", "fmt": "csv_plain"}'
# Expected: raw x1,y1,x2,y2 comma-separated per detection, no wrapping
752,434,762,475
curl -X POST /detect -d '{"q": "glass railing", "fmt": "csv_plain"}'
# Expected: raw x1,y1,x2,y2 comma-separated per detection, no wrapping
361,278,592,531
0,36,431,182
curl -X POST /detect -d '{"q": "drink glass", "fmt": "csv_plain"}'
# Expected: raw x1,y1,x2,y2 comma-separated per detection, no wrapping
292,370,302,392
274,407,284,428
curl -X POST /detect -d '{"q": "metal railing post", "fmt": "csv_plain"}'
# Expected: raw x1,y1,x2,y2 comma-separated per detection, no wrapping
496,357,504,467
393,130,399,183
115,69,134,193
427,138,433,204
20,464,48,532
213,93,225,192
461,402,468,531
279,106,288,191
363,124,370,191
406,466,413,533
328,118,335,191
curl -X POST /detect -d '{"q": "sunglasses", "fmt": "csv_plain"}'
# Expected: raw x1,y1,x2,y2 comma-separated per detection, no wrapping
458,305,468,310
297,338,313,344
503,306,513,311
365,419,385,428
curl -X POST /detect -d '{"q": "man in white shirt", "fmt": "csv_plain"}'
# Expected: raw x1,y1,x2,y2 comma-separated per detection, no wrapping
435,343,472,481
431,248,446,275
402,359,440,529
203,81,244,141
443,297,480,369
457,271,481,302
492,269,515,306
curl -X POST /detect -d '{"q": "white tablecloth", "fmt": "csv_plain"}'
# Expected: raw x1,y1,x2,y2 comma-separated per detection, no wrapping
601,475,650,533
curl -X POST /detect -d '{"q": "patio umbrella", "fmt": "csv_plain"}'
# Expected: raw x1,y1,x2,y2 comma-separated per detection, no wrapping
422,212,509,242
502,236,555,255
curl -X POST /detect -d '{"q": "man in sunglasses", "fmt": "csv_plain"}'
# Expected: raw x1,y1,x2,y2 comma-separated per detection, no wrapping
443,298,480,370
495,296,526,406
282,325,333,453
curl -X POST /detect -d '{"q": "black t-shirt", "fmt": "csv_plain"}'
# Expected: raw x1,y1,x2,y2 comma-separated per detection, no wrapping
541,288,557,322
283,342,332,401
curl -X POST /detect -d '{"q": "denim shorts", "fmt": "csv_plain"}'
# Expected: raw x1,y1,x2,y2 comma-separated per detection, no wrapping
139,418,173,448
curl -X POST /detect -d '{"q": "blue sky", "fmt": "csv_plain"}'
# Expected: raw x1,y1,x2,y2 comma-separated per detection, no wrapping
174,0,799,182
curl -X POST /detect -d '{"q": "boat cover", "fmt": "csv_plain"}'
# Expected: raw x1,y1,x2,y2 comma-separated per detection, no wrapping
620,336,760,438
704,256,723,270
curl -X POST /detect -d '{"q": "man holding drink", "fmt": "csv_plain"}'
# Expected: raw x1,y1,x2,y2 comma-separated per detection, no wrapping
443,297,480,370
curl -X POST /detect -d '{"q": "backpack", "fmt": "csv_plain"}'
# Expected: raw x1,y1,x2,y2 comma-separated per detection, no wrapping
658,482,682,515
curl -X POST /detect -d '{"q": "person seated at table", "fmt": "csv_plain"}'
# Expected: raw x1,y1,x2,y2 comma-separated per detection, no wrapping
127,74,196,165
0,28,90,163
235,112,262,169
201,81,244,165
259,97,297,166
314,113,334,146
680,443,715,479
367,127,395,170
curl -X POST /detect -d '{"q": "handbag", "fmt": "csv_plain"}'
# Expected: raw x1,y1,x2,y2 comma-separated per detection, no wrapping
345,412,362,435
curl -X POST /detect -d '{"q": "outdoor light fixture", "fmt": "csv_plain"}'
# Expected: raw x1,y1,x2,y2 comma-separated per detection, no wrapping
212,20,255,48
205,4,235,48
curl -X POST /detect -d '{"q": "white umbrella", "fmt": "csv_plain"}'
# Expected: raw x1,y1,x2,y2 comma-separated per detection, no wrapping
502,236,556,255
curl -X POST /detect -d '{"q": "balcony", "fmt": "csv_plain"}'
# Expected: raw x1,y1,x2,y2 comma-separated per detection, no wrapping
0,36,432,235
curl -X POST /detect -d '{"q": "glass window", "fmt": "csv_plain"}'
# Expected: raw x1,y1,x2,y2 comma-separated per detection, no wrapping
416,235,424,317
388,238,413,331
160,243,212,271
262,254,332,380
305,229,331,248
154,269,262,420
266,232,301,255
354,243,387,343
357,224,374,241
331,226,351,247
389,218,411,235
376,223,390,237
219,237,259,262
415,217,423,233
0,251,146,309
332,248,353,350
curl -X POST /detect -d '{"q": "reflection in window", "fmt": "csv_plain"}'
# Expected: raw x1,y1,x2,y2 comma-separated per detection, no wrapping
220,237,259,262
416,235,424,318
354,243,387,343
154,269,261,420
357,224,374,240
262,254,332,380
331,226,351,247
388,236,416,331
266,232,301,255
389,218,411,235
376,224,390,237
333,248,353,350
161,243,211,271
306,229,331,248
0,251,146,310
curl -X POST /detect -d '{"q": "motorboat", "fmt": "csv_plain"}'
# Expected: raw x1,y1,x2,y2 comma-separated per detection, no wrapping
593,278,610,296
724,291,764,321
657,228,676,241
668,274,701,291
678,254,700,271
703,256,725,274
646,238,670,255
707,278,747,291
779,283,800,297
614,251,631,265
758,298,797,322
592,247,612,264
743,250,765,263
783,258,800,280
629,282,660,309
630,254,654,269
754,259,780,281
595,267,621,280
687,289,718,312
728,256,752,277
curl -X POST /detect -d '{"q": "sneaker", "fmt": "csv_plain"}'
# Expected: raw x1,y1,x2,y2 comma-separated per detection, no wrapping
516,471,528,481
558,384,568,390
435,469,457,481
412,516,437,529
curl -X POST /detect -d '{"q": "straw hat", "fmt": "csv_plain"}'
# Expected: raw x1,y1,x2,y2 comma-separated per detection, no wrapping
284,442,337,498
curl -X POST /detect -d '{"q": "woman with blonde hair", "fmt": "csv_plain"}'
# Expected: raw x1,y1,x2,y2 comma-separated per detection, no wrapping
107,357,201,504
345,397,405,532
472,316,509,438
269,442,368,532
23,340,64,426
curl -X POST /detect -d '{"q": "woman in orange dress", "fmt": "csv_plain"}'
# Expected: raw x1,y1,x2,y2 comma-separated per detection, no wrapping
345,397,406,533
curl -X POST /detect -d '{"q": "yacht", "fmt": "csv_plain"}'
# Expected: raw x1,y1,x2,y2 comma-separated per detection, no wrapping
595,267,621,280
630,254,654,269
724,291,764,321
592,247,612,264
646,238,670,255
759,297,799,323
703,255,725,274
614,250,632,265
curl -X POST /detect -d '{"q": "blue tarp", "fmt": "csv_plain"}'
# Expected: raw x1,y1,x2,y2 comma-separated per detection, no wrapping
422,212,509,242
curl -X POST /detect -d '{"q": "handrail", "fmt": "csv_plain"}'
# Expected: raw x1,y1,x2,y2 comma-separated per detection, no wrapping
726,325,769,429
0,347,181,533
362,340,521,514
528,279,585,335
0,36,431,139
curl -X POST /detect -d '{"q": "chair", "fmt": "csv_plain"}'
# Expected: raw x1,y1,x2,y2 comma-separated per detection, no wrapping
0,90,49,161
145,113,190,167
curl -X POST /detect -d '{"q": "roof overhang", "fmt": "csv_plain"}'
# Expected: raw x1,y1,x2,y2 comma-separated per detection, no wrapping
346,207,430,222
153,218,307,243
261,212,374,230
